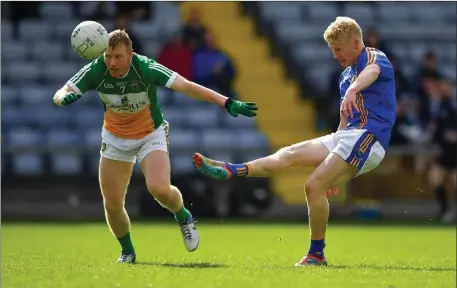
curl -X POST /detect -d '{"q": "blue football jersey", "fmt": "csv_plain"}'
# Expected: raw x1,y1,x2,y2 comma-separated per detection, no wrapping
339,47,397,150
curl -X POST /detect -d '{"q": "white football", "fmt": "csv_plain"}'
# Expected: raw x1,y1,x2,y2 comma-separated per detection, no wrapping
71,21,109,60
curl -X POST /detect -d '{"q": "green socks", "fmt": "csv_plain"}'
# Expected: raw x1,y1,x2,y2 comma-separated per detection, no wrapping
117,232,135,254
174,206,191,224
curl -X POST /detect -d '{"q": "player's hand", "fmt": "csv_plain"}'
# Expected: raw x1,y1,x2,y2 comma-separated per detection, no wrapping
224,98,258,117
60,92,81,106
326,187,339,198
341,88,359,119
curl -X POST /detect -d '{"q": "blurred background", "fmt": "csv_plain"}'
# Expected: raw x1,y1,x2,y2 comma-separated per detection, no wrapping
1,1,456,224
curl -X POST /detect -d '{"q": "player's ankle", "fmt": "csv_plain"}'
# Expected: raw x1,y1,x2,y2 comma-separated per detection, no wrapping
225,163,251,177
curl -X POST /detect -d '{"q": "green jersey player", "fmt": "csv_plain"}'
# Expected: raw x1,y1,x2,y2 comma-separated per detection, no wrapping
53,29,258,263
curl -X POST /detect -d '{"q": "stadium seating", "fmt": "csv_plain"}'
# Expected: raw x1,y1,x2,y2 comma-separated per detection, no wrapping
1,2,270,176
258,2,456,93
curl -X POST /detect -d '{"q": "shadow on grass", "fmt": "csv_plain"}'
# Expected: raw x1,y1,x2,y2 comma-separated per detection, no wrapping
328,263,456,272
135,261,227,269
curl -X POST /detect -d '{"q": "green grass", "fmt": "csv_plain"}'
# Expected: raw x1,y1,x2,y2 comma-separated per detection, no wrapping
2,221,456,288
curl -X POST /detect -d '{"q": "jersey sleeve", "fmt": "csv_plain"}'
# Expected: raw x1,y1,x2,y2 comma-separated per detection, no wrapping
144,59,179,88
66,57,104,95
358,49,394,80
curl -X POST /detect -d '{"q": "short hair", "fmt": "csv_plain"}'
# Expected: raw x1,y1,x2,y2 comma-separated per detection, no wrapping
323,17,363,44
108,29,132,50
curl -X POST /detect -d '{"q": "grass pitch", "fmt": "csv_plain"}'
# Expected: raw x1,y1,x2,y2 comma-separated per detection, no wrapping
2,221,456,288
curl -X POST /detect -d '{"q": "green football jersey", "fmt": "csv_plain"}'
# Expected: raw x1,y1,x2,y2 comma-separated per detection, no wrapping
66,53,177,139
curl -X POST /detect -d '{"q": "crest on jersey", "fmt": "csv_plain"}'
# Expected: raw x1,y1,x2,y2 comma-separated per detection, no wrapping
130,80,140,89
121,95,129,104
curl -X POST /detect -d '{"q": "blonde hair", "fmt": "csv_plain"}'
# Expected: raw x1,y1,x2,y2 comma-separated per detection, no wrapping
323,17,363,44
108,29,132,50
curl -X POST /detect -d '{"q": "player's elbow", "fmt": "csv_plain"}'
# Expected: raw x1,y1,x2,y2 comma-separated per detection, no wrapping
368,63,381,76
170,75,193,93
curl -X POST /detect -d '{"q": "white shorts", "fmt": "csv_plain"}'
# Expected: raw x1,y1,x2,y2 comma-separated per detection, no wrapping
316,129,386,177
100,122,170,163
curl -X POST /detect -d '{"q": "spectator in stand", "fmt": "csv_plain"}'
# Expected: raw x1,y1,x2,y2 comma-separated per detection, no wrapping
115,14,143,55
192,30,236,98
364,27,393,58
428,78,457,223
182,8,207,51
157,32,193,81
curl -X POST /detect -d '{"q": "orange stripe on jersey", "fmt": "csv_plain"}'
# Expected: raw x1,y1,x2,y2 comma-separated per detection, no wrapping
360,134,375,153
356,92,369,129
104,105,155,139
365,47,377,65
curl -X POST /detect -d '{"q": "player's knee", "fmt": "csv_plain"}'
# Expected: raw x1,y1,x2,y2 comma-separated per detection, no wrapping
103,198,124,214
146,181,172,201
274,145,297,166
304,179,323,201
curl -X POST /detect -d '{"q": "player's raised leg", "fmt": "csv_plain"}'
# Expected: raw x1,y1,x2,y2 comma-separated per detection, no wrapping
193,139,330,179
294,152,358,267
99,156,136,263
140,150,199,252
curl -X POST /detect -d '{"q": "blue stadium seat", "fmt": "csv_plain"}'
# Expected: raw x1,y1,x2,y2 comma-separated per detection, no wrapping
162,107,188,128
2,108,33,128
186,107,221,129
46,130,84,174
50,154,83,175
7,128,43,149
85,129,102,150
32,108,73,129
201,129,233,151
223,112,257,130
18,86,54,106
12,154,44,175
2,42,28,62
378,3,412,21
1,20,13,41
54,20,79,42
44,62,78,85
1,86,19,107
171,91,204,106
171,154,196,175
39,2,75,20
258,2,302,22
6,62,41,85
76,109,104,129
130,22,160,41
18,20,51,41
31,42,65,62
305,3,339,22
169,129,199,152
342,3,376,22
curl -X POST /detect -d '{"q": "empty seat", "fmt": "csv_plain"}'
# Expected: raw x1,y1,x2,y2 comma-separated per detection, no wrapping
18,86,54,106
185,108,220,128
223,112,257,129
76,109,104,129
378,3,412,21
39,2,74,20
18,20,51,41
6,62,41,85
2,42,28,62
2,108,33,128
306,3,339,22
130,22,160,41
85,129,102,150
258,2,302,22
171,154,195,175
44,62,78,85
46,130,83,149
32,108,72,129
31,42,65,62
1,86,18,107
343,3,376,21
201,129,233,151
172,91,203,106
169,129,198,151
1,21,13,41
54,20,79,42
50,154,83,174
12,154,44,175
162,108,188,128
7,128,43,149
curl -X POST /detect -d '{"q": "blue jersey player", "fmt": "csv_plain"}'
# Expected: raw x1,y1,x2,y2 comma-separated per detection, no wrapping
192,17,396,267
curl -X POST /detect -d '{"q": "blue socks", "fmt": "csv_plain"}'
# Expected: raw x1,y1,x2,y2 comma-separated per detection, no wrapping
308,239,325,259
224,163,250,177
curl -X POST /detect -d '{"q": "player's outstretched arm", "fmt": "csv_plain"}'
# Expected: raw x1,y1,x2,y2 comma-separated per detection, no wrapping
170,75,258,117
53,84,82,107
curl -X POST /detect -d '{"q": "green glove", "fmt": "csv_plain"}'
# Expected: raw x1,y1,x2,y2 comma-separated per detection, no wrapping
224,98,258,117
60,92,81,106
